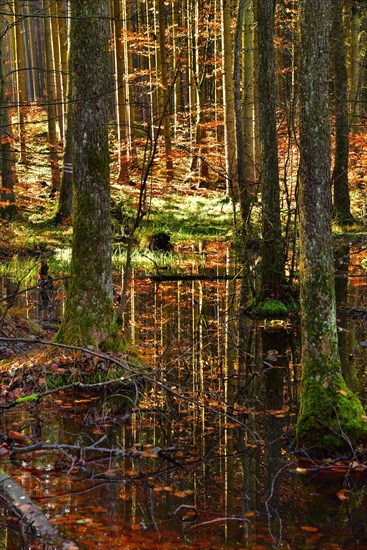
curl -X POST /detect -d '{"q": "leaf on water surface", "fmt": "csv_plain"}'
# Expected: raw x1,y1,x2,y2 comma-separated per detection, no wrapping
174,490,191,498
222,422,241,428
301,526,319,533
336,489,350,501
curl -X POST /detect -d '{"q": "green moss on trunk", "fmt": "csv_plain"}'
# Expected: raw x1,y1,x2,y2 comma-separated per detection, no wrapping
296,372,367,451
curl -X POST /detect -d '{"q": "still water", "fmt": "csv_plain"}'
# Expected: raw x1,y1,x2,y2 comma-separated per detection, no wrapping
1,243,367,549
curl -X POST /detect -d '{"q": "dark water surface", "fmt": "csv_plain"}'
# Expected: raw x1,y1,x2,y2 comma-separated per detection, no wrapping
1,243,367,549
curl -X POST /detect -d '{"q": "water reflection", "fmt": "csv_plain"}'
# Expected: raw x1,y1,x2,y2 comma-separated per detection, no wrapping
0,244,367,548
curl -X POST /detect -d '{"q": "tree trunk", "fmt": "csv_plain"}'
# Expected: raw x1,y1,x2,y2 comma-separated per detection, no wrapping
332,0,354,225
113,0,130,184
234,0,250,225
221,0,237,196
0,13,17,217
256,0,284,298
56,0,116,350
157,0,174,181
243,0,256,197
42,0,60,195
55,45,73,224
50,0,64,140
296,0,367,452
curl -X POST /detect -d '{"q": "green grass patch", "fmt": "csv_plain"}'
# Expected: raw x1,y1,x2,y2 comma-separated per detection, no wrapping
139,195,233,242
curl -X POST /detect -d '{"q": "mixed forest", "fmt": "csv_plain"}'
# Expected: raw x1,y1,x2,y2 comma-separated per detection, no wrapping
1,0,367,548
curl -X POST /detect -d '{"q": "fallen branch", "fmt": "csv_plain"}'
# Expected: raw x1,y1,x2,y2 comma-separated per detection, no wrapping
0,470,78,548
10,441,128,458
139,274,245,282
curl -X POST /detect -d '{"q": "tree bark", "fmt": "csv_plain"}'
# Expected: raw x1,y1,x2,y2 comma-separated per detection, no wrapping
234,0,250,224
221,0,237,195
243,0,256,197
55,47,73,224
157,0,174,181
113,0,130,184
56,0,116,349
296,0,367,452
256,0,284,298
0,12,17,217
331,0,354,225
42,0,60,195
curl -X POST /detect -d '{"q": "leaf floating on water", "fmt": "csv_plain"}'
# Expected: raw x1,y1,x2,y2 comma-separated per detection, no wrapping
301,526,319,533
173,489,193,498
336,489,350,501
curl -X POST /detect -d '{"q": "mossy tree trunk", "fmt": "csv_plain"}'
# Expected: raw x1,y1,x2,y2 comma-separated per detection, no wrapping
0,14,17,218
296,0,367,453
56,0,116,350
256,0,284,298
331,0,354,225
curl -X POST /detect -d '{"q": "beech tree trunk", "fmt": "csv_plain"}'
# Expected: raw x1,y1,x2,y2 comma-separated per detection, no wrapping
0,13,16,218
157,0,174,181
296,0,367,452
55,50,73,223
243,0,256,198
331,0,354,225
113,0,130,184
56,0,116,349
42,0,60,194
234,0,250,225
221,0,237,195
256,0,284,298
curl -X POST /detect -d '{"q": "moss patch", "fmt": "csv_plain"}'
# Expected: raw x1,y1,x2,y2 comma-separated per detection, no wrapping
296,374,367,453
258,299,288,318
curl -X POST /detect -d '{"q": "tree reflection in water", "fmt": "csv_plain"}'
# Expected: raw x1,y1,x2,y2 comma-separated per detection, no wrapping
1,244,367,548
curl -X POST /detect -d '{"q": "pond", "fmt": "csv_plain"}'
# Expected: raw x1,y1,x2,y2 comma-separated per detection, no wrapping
1,242,367,549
